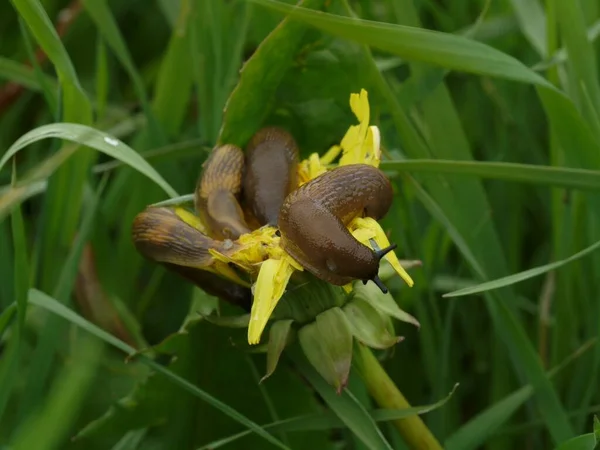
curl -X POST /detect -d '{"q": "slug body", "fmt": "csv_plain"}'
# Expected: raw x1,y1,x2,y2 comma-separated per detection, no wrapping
278,164,393,286
243,127,299,226
132,207,251,310
132,207,219,268
195,144,251,240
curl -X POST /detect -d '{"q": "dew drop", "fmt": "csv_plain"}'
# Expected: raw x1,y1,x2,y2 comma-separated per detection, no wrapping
103,136,119,147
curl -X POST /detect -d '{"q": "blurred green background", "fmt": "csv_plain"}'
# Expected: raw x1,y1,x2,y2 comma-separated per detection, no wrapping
1,0,600,449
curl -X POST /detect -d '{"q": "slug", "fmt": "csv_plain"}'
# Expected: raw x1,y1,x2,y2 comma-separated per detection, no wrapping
243,127,299,226
132,207,220,269
195,144,251,240
277,164,396,292
131,207,251,310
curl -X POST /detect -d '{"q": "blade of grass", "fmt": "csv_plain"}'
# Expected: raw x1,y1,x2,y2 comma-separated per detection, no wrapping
198,383,458,449
508,0,548,57
10,337,104,450
445,339,597,450
288,347,395,450
81,0,166,144
443,237,600,298
0,55,57,90
554,0,600,118
380,159,600,191
27,288,290,450
18,176,108,423
0,164,33,424
0,123,178,198
150,0,194,138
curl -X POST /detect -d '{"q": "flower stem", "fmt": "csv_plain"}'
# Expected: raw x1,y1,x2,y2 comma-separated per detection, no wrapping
353,343,442,450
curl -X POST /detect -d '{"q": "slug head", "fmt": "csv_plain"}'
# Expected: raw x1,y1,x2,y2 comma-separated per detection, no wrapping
360,243,397,294
204,190,250,240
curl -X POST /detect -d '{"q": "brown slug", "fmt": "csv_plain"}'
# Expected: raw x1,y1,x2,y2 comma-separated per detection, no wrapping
131,207,251,310
277,164,396,292
132,206,220,269
243,127,299,226
195,144,251,240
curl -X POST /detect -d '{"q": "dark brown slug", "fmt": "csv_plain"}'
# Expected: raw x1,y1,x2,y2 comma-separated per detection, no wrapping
195,144,251,240
243,127,299,226
131,207,251,310
277,164,396,291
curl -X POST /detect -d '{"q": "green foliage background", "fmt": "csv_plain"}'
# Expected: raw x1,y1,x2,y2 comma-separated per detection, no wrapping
1,0,600,449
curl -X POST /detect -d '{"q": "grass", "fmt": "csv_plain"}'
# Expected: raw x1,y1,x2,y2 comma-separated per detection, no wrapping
1,0,600,449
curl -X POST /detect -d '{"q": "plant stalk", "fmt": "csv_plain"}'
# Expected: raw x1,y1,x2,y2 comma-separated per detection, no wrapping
353,343,442,450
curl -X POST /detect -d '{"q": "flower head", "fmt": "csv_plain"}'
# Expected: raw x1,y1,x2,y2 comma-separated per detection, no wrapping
205,89,414,345
133,88,419,389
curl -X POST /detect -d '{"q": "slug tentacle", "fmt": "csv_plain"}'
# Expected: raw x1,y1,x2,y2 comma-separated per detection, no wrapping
278,164,395,291
243,127,299,226
195,144,251,239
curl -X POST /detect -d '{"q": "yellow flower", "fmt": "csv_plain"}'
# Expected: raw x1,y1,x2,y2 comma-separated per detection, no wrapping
208,88,414,345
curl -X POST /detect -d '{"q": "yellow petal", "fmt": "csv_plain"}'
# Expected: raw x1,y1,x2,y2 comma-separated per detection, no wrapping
349,88,370,127
338,125,364,166
308,153,328,179
213,261,251,287
342,283,353,293
349,217,414,288
248,258,296,344
175,207,209,234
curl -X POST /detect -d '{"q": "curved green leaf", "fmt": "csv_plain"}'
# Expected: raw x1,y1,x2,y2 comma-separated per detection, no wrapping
218,0,325,147
0,123,178,198
381,159,600,191
444,237,600,298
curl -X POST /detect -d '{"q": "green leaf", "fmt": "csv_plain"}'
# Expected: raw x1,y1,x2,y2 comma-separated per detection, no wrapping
380,159,600,191
444,237,600,298
0,123,178,198
262,319,294,382
298,307,353,392
218,0,326,147
26,290,289,449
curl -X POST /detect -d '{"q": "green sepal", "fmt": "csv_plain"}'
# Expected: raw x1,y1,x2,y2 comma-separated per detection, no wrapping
352,283,420,329
343,298,402,349
298,307,353,393
261,319,295,383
